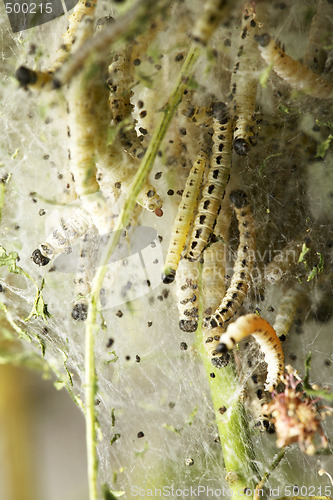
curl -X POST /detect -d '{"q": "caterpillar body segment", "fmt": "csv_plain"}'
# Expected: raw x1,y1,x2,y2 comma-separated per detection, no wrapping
32,209,91,265
190,0,230,46
230,6,259,155
256,33,333,99
176,259,200,332
205,190,255,329
217,314,284,391
162,150,208,284
186,102,232,261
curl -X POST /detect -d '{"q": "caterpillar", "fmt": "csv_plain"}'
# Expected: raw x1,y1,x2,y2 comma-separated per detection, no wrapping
162,150,208,284
32,209,91,266
303,0,329,73
186,102,232,261
202,240,227,316
15,0,98,89
68,40,117,233
255,33,333,99
71,232,93,321
107,13,163,159
190,0,230,46
108,45,146,160
201,208,231,366
273,285,307,340
229,6,259,155
176,258,200,332
204,190,255,329
235,338,274,432
216,314,284,391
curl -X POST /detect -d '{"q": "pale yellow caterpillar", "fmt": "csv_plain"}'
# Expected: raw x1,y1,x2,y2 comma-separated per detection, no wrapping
230,6,259,155
108,44,145,160
187,102,232,261
273,285,307,340
190,0,230,46
68,37,117,233
201,209,230,366
32,209,91,266
205,190,255,329
15,0,98,89
255,33,333,99
176,259,200,332
303,0,330,73
216,314,284,391
162,150,208,283
107,18,161,159
202,240,227,316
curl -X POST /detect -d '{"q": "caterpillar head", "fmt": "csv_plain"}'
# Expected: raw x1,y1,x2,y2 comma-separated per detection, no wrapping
254,33,271,48
72,303,88,321
229,189,248,209
215,342,228,353
32,249,50,266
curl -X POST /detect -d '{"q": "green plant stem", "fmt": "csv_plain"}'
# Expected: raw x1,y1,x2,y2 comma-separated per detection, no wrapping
304,352,333,400
85,295,99,500
196,265,259,498
254,449,286,500
84,43,200,500
198,342,259,496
